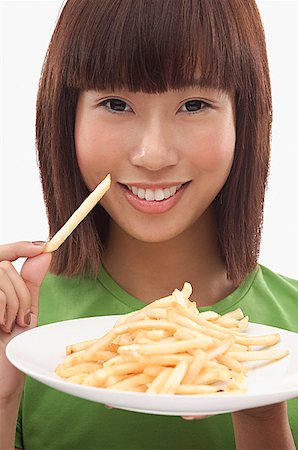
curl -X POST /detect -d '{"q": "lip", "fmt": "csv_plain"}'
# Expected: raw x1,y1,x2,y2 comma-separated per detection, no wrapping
118,181,190,214
122,182,186,190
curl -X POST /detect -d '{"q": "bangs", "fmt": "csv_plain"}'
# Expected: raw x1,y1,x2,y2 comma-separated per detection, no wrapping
55,0,246,93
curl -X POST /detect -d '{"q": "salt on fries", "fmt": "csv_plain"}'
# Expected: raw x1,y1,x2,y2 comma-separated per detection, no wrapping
55,283,288,394
44,174,111,253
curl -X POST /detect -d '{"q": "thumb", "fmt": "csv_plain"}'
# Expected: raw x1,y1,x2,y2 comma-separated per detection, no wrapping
20,253,52,316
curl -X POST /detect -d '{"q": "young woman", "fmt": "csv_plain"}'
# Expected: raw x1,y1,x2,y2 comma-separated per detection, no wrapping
0,1,297,449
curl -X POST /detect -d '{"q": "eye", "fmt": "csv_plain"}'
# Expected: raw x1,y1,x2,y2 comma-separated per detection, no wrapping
99,98,132,113
179,100,208,113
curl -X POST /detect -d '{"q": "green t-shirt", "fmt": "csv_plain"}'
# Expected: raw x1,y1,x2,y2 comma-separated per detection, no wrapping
16,264,298,450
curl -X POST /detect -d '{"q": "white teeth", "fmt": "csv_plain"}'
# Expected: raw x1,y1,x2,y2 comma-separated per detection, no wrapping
137,188,145,199
163,188,171,199
169,186,177,196
127,184,183,201
155,189,164,201
145,189,155,201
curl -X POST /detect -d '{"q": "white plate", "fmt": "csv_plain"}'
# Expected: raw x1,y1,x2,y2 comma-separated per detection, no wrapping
6,316,298,416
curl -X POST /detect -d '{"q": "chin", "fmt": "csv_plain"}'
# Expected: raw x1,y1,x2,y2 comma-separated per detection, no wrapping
122,223,188,244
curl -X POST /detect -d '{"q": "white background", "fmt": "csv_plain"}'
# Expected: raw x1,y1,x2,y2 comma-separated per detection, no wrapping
0,0,297,278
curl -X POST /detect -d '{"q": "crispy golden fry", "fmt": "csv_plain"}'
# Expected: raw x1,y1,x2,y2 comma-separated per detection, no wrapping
107,373,153,391
176,384,222,394
118,337,213,356
114,319,178,335
55,362,103,378
44,174,111,253
146,368,172,394
67,373,89,384
63,349,116,368
238,316,249,331
221,308,244,320
234,333,280,347
217,354,245,373
161,361,189,394
56,282,288,395
198,311,220,321
66,338,98,355
182,350,205,384
226,349,288,361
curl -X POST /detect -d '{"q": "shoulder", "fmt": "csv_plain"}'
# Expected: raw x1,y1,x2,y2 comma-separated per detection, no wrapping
257,264,298,297
243,264,298,331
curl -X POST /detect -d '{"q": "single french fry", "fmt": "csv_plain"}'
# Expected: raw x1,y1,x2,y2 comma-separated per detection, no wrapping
217,354,245,373
119,337,214,356
204,360,229,371
55,362,103,378
143,330,171,341
63,349,115,368
215,317,239,328
146,354,193,366
143,365,165,377
182,350,205,384
221,308,244,320
44,174,111,253
103,355,124,367
115,334,133,346
181,282,192,300
172,289,188,307
229,344,248,352
66,338,98,355
161,361,189,394
67,373,89,384
194,369,232,385
108,373,153,391
226,349,289,362
176,384,222,394
199,311,220,321
121,351,142,363
234,333,280,347
174,329,197,341
114,319,178,335
238,316,249,331
105,374,131,387
206,337,234,360
146,368,172,394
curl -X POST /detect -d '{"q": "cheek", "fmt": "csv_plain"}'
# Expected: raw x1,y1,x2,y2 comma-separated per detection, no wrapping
75,117,124,183
186,121,235,173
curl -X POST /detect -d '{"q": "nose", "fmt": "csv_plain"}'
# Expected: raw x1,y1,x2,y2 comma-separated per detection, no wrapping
129,119,179,171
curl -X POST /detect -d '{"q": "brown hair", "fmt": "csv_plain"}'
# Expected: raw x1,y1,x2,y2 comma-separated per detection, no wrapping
36,0,272,283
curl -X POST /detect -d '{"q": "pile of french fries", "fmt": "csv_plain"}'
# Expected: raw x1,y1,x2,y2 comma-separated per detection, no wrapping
55,283,288,395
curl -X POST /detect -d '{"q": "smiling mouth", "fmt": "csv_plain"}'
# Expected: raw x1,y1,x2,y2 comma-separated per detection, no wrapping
123,183,190,201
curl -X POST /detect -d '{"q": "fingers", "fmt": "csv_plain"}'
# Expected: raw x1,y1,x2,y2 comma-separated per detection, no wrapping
20,253,52,315
0,264,22,332
0,241,46,261
0,242,52,334
0,261,31,328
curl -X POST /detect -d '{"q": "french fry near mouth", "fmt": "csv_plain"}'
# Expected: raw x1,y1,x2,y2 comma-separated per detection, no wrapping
44,174,111,253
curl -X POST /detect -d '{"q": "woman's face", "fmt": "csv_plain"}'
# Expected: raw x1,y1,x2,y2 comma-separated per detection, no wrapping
75,87,236,242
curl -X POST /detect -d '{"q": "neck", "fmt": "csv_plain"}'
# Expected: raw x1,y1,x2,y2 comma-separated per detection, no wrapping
103,207,237,307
